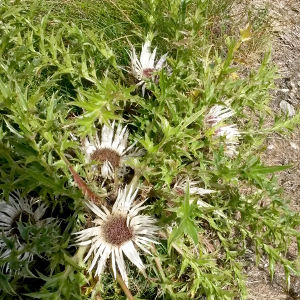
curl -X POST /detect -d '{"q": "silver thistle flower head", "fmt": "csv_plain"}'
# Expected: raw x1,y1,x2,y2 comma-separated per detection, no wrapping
173,177,215,197
206,104,240,157
74,185,158,286
0,191,48,269
172,178,226,219
214,124,240,140
205,105,234,126
129,40,168,95
82,121,143,179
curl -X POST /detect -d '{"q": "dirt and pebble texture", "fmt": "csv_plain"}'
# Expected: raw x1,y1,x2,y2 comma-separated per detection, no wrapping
233,0,300,299
264,0,300,214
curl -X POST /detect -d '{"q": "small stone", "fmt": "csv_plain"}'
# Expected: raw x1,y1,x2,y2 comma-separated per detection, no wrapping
290,142,299,150
280,88,290,93
280,100,295,117
267,144,274,150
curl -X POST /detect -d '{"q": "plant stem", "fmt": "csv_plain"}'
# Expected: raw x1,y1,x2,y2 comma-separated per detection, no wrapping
115,271,135,300
59,153,105,205
130,173,141,190
74,246,88,264
151,244,167,282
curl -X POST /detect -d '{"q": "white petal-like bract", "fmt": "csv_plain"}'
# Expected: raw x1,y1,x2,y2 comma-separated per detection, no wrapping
0,191,48,271
173,177,215,197
206,105,234,125
82,122,143,179
129,41,167,96
74,185,158,286
206,104,240,157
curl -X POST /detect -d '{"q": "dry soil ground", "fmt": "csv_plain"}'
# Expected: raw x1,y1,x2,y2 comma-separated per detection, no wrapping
236,0,300,299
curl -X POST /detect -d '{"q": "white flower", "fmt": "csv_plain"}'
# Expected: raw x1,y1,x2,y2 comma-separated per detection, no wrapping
173,177,215,197
206,105,240,157
205,105,234,126
129,40,167,95
172,178,227,219
214,125,240,157
0,191,47,269
214,124,240,140
82,122,143,179
74,185,158,286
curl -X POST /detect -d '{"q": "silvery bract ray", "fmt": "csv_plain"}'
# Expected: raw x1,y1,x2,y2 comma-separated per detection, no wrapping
74,185,159,286
129,41,168,96
82,122,143,179
0,191,48,271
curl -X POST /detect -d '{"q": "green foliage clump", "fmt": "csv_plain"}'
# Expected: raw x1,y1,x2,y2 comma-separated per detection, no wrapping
0,0,300,299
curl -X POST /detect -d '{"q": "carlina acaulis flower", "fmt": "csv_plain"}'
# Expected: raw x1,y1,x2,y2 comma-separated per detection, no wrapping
0,191,49,270
74,185,159,286
172,178,227,219
205,104,234,126
205,104,241,157
82,121,143,180
173,177,215,197
129,40,168,96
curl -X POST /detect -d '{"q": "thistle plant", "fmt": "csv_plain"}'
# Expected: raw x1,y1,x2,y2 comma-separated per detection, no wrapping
0,0,300,299
74,185,158,286
129,40,168,95
81,122,143,180
0,191,50,270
